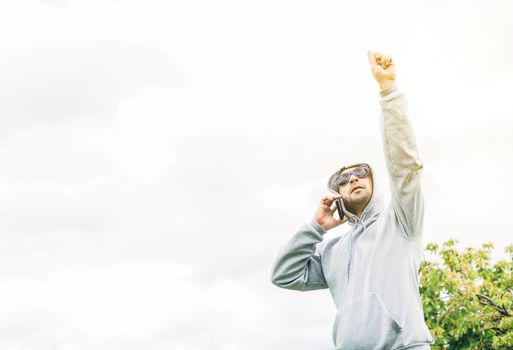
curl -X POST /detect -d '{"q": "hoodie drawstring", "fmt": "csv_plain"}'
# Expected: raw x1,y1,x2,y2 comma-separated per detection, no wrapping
347,229,353,284
346,219,369,284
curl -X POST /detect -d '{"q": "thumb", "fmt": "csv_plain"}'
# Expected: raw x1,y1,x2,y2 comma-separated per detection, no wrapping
337,215,349,225
333,217,347,227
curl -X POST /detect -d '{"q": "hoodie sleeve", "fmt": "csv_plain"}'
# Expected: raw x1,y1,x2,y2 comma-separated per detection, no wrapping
379,84,424,241
270,220,329,291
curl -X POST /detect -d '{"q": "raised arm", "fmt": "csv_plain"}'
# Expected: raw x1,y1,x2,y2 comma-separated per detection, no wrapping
367,51,424,240
271,194,347,291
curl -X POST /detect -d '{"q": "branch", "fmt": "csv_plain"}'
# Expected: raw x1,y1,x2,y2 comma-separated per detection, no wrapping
476,293,510,317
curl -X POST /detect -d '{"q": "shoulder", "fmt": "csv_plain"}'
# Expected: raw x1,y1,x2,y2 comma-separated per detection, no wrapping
316,228,350,255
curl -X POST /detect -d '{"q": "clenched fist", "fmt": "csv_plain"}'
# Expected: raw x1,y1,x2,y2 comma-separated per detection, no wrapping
367,50,397,92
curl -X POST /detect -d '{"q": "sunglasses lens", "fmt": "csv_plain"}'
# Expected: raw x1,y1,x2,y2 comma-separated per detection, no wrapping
354,166,369,177
337,173,350,187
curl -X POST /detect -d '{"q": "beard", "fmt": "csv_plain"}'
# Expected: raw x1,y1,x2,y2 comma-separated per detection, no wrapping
343,189,372,215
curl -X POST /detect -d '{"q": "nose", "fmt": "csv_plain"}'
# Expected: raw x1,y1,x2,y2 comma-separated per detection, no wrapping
349,174,359,184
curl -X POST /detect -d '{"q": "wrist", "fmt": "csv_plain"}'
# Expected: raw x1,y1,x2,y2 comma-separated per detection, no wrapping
379,79,396,92
312,219,329,233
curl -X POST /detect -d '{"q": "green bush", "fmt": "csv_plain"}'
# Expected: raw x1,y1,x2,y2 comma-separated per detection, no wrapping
420,240,513,349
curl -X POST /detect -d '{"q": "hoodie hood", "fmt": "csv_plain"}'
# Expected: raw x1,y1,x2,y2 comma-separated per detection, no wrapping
327,162,385,283
327,162,385,224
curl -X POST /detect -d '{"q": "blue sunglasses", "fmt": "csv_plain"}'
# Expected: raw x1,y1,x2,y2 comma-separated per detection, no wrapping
335,164,371,187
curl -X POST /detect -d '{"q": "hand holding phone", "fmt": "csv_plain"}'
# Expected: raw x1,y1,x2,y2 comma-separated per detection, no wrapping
313,194,348,231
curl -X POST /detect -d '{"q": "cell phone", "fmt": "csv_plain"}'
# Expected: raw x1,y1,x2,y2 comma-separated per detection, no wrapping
335,199,345,221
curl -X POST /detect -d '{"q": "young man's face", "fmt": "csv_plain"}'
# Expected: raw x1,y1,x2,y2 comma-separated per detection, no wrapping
337,165,374,212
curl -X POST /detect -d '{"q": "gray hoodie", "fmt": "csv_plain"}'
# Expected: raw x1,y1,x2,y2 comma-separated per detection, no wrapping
270,85,434,350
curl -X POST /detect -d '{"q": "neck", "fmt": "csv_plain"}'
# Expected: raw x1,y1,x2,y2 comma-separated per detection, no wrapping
346,200,370,220
346,205,365,220
354,210,364,219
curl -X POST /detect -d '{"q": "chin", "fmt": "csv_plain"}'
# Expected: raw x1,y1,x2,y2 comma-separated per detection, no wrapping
352,193,370,205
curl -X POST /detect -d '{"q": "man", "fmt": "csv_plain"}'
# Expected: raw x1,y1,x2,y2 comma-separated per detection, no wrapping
270,51,434,350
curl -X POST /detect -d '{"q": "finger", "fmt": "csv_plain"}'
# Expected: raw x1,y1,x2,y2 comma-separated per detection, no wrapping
385,56,392,67
321,194,342,206
330,194,343,202
321,196,332,206
375,53,382,65
381,55,388,66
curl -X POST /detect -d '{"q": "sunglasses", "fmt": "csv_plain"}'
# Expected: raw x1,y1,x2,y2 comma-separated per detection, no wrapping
335,164,371,187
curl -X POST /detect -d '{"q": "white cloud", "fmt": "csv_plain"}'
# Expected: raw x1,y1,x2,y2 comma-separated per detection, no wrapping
0,1,183,134
0,261,264,350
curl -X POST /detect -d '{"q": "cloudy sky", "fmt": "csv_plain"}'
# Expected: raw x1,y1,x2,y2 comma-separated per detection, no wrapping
0,0,512,349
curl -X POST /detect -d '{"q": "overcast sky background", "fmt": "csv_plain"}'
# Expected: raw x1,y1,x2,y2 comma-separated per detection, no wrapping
0,1,512,349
